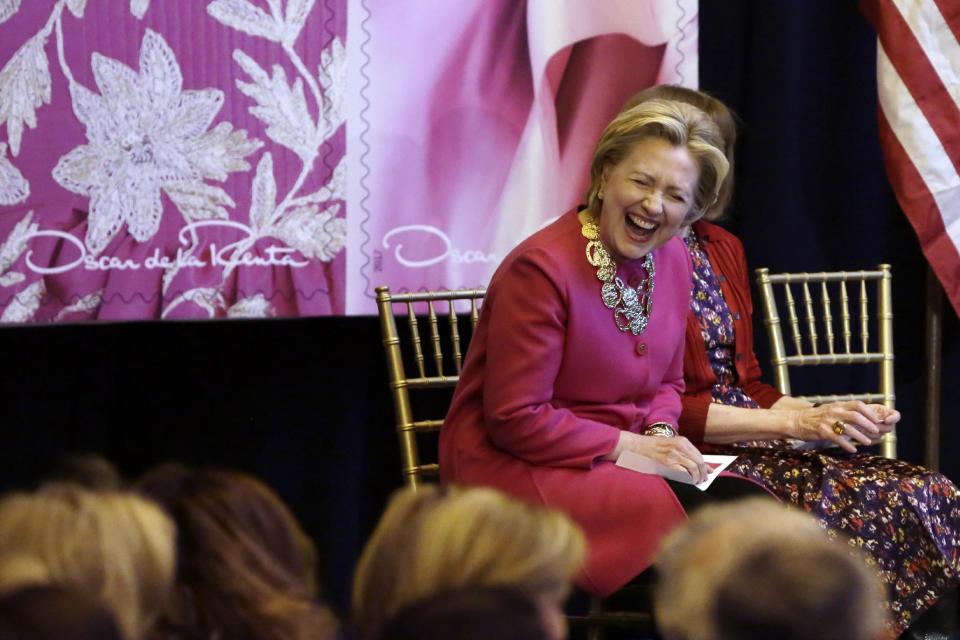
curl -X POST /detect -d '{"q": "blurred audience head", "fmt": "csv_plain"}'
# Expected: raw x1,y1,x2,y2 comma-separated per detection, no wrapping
0,585,124,640
137,463,337,640
380,586,551,640
621,84,737,220
352,485,585,640
712,533,888,640
0,484,175,639
654,497,888,640
0,554,50,589
46,451,124,491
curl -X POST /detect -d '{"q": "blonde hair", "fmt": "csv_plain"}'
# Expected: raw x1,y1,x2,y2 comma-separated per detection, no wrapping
586,98,729,224
0,485,176,640
654,498,888,640
0,554,51,590
351,485,585,640
621,85,738,220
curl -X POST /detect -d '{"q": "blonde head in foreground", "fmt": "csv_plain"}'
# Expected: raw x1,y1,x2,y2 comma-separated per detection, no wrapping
351,485,585,640
0,484,176,640
654,498,888,640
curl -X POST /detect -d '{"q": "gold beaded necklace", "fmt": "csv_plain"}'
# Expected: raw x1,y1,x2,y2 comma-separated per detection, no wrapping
580,215,655,336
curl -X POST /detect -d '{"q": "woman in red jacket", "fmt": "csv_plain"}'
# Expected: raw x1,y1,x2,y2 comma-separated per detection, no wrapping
629,85,960,637
440,99,771,598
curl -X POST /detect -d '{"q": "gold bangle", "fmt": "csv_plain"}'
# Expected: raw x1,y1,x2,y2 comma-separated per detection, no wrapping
644,422,677,438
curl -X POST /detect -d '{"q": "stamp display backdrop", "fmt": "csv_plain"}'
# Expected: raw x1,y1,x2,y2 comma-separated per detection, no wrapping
0,0,696,320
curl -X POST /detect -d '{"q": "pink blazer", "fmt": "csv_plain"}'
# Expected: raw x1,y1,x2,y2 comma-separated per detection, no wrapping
440,209,693,595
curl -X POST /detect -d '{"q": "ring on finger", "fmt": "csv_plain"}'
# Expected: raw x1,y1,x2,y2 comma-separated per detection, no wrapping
832,420,846,436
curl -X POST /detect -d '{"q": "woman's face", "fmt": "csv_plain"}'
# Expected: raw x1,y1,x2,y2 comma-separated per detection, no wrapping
597,136,699,263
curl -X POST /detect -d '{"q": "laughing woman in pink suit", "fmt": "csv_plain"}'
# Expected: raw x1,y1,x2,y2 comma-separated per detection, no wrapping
440,100,768,597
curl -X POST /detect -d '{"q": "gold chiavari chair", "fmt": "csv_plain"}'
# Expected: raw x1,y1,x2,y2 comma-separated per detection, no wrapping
754,265,896,458
375,285,485,490
375,284,653,640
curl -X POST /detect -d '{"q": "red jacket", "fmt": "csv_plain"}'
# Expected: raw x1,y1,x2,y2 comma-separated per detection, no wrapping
441,209,693,595
679,220,783,443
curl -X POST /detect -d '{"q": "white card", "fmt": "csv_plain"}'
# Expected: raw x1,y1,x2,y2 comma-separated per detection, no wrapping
615,451,739,491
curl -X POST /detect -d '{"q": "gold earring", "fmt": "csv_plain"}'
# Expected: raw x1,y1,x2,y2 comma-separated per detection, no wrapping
597,188,604,200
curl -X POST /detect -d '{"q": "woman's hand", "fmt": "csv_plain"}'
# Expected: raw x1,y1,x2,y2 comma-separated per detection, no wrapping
603,430,710,484
865,404,900,443
787,401,896,452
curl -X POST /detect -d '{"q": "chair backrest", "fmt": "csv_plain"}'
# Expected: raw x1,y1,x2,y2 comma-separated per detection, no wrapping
375,286,486,490
754,265,896,458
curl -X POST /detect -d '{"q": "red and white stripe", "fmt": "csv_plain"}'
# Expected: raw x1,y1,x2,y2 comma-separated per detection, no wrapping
861,0,960,314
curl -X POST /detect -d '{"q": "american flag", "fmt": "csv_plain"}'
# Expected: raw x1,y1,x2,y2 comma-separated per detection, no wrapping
860,0,960,314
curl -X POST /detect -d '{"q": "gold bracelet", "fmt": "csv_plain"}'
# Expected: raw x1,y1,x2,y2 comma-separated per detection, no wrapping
643,422,677,438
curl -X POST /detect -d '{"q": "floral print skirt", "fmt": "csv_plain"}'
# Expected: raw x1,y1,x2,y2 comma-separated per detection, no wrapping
710,443,960,633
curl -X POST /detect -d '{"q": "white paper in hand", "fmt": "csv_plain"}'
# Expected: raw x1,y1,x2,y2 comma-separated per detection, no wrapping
615,451,739,491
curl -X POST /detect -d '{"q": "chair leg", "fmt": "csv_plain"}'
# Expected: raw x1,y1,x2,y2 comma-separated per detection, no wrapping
587,596,604,640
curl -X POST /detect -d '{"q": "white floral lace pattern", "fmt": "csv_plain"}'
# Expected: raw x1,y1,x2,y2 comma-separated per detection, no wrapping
52,29,261,256
207,0,317,45
0,142,27,204
0,0,20,25
1,277,43,322
0,33,51,158
227,293,273,318
0,210,36,287
54,289,103,321
0,0,346,321
130,0,150,20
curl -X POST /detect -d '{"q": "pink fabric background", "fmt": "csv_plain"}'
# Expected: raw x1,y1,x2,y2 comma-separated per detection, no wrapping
0,0,697,320
0,0,346,321
349,0,698,314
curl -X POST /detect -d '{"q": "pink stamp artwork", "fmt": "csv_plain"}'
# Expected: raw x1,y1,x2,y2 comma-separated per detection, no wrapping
0,0,696,321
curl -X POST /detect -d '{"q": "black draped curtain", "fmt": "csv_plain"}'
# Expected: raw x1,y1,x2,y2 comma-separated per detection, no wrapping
700,0,958,471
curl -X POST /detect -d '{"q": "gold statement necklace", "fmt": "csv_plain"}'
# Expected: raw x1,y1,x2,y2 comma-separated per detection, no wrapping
581,215,655,336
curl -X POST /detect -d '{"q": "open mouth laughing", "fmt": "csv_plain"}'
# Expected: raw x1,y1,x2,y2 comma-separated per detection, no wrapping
626,212,658,239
